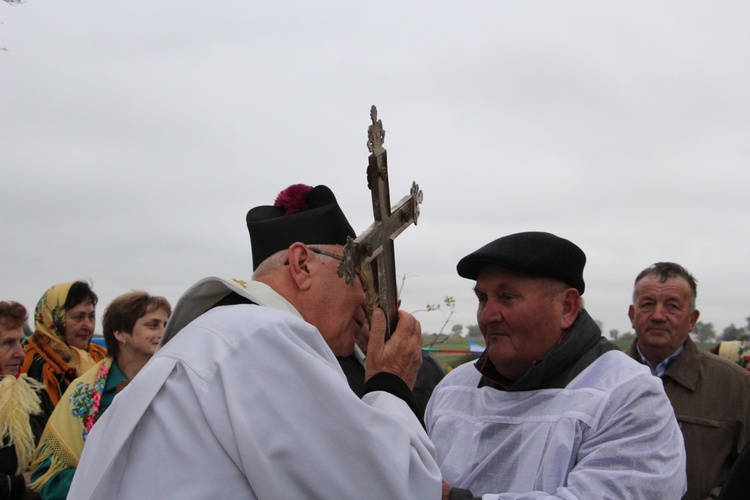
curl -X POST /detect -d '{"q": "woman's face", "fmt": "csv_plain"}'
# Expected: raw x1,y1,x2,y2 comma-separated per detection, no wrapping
119,307,169,359
0,326,25,375
64,300,96,349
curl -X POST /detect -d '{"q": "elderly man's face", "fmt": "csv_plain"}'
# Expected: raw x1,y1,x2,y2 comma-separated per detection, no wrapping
628,274,699,365
475,266,574,381
307,245,369,357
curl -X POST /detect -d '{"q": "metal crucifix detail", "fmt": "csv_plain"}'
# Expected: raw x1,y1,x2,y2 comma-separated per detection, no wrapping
338,106,423,338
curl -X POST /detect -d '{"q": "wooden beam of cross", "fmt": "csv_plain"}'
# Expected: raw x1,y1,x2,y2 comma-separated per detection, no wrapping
338,106,423,338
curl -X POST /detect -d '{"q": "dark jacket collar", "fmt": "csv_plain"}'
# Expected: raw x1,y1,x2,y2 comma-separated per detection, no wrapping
663,338,702,390
628,338,700,391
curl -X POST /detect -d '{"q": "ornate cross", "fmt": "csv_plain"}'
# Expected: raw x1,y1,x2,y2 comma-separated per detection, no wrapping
338,106,423,338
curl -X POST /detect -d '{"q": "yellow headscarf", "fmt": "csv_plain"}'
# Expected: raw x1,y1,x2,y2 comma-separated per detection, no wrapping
33,282,101,373
22,282,106,405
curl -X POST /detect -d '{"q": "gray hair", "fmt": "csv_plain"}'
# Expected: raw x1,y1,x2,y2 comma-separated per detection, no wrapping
252,245,338,279
633,262,697,308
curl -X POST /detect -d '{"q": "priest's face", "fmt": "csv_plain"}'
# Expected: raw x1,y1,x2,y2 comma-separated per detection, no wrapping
309,246,368,357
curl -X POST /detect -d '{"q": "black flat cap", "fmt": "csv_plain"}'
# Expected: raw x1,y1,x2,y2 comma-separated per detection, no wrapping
456,231,586,294
246,184,356,270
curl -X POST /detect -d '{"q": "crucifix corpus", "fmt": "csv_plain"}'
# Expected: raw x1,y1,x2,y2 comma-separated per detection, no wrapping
338,105,423,339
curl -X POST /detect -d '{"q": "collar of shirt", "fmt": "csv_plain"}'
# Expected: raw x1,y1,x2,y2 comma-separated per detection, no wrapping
636,342,685,378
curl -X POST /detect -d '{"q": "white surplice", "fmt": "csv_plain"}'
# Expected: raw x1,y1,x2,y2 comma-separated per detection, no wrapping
426,351,686,499
69,278,441,499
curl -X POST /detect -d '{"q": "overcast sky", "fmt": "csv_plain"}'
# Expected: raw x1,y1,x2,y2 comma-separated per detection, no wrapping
2,1,749,339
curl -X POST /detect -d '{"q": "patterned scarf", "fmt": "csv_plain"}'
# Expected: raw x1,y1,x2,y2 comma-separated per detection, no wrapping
30,357,113,491
22,282,107,405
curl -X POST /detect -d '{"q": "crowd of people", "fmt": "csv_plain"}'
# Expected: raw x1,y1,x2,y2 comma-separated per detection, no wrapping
1,182,749,499
1,287,171,500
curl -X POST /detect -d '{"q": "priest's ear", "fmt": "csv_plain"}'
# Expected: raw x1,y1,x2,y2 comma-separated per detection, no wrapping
286,243,314,290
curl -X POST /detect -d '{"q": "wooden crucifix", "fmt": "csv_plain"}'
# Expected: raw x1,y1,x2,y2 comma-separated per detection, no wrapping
338,106,423,338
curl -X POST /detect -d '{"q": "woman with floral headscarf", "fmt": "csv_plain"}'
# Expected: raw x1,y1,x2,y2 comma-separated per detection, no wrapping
29,291,170,500
22,282,107,410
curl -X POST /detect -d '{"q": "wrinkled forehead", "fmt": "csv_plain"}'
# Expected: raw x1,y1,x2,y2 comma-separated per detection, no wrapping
633,274,695,301
0,326,24,342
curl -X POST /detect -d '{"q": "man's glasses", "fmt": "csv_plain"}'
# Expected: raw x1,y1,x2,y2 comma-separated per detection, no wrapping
284,246,344,265
308,247,344,261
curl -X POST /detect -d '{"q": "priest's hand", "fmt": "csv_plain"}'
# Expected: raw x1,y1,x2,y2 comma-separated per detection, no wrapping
365,308,422,389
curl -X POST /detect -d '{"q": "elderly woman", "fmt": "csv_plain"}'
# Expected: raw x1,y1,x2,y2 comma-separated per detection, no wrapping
22,282,107,409
0,301,53,500
30,291,170,500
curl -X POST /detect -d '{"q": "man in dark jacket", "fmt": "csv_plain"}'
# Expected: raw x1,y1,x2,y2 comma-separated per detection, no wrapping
627,262,750,500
